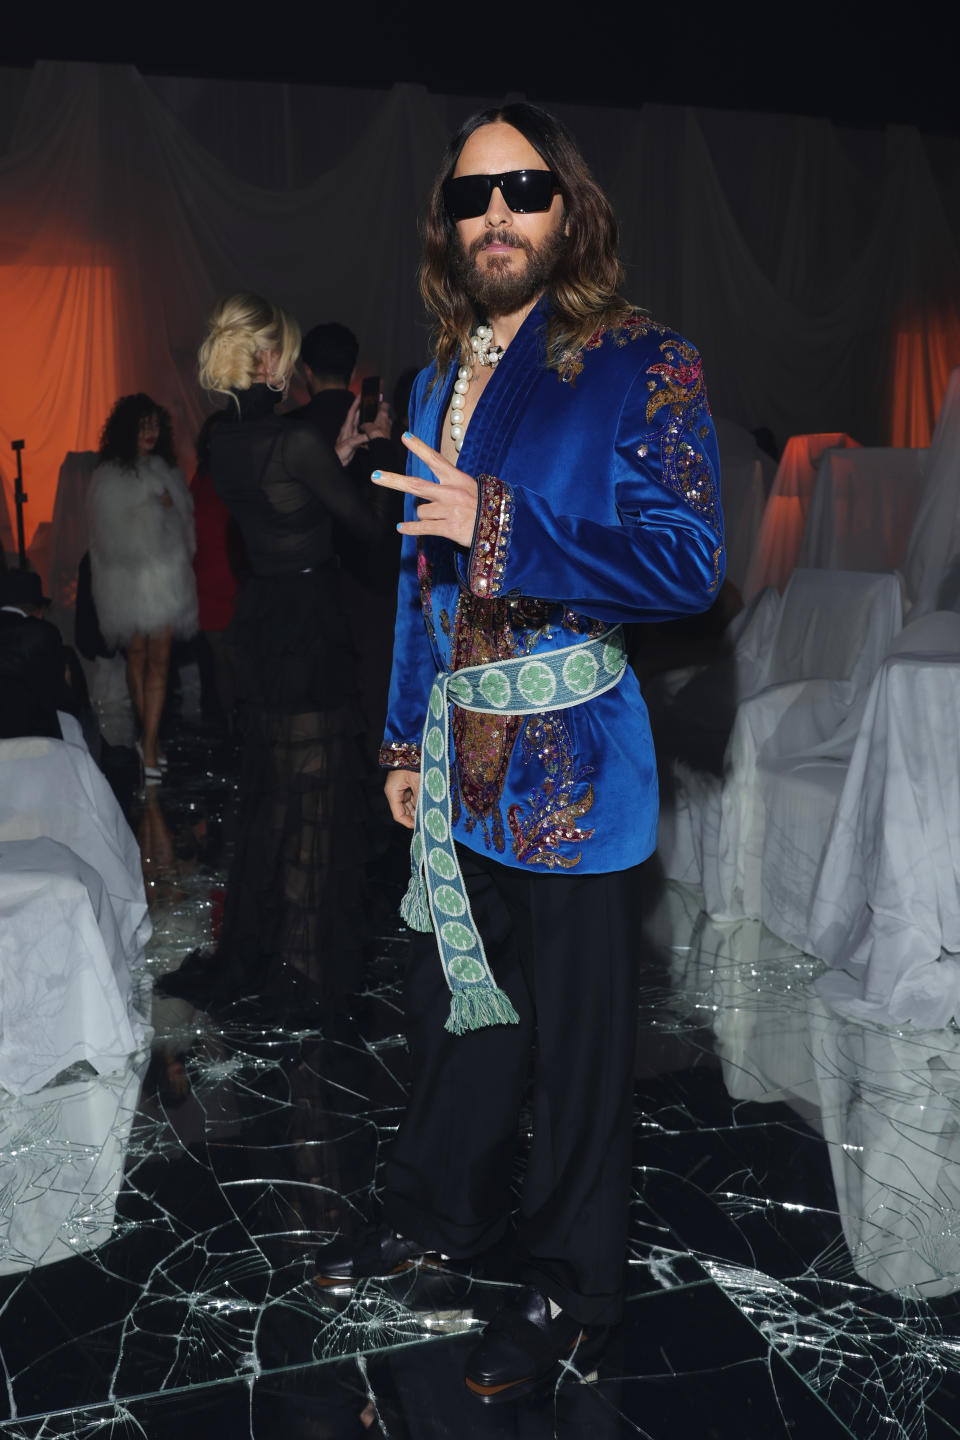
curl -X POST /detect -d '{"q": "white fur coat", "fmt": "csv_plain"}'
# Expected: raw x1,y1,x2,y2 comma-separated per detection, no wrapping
87,456,198,645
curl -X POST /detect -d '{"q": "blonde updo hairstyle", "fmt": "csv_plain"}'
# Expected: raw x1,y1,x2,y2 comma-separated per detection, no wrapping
198,291,301,406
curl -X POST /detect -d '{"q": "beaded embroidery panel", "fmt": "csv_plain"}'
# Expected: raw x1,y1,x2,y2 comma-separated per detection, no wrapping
469,474,514,599
447,594,602,861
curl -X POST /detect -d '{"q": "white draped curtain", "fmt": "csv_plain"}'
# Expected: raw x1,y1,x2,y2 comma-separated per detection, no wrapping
1,62,959,543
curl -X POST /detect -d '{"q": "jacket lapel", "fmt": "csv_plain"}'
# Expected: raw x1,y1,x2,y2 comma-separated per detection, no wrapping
457,301,546,479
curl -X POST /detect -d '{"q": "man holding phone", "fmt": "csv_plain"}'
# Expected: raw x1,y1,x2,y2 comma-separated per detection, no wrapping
316,104,724,1402
294,321,406,756
293,321,390,453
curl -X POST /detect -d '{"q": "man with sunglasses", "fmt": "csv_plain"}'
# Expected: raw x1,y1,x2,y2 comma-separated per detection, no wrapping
316,102,724,1403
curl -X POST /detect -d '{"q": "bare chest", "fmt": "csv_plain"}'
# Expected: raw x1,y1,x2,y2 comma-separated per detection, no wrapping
439,362,497,466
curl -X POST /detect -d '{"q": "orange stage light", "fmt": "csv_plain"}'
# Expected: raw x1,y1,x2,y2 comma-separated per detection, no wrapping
0,264,118,549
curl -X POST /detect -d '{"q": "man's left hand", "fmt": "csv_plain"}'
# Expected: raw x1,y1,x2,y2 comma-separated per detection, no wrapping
335,395,369,467
361,399,393,443
372,432,478,548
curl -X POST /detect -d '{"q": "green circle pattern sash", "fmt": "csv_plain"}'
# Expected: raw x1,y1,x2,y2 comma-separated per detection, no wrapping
400,626,628,1035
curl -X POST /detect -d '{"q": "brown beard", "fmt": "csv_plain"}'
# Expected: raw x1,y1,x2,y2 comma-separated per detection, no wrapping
451,219,568,316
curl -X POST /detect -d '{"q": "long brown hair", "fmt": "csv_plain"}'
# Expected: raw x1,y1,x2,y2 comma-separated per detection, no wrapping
420,103,635,379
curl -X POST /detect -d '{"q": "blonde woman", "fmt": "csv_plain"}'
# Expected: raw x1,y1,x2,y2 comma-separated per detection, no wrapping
163,293,384,1010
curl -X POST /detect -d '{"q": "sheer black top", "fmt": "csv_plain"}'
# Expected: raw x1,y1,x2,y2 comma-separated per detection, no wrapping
210,385,384,577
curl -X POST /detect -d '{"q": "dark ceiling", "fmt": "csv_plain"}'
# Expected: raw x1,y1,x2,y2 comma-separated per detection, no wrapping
4,16,955,138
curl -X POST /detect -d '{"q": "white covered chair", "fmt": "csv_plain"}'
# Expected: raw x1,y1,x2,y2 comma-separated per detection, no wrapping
0,837,150,1095
796,446,927,575
713,420,774,597
901,367,960,611
663,898,960,1296
0,729,149,962
742,432,861,600
663,570,902,919
807,611,960,1029
0,1062,143,1272
759,610,960,955
655,585,780,887
813,1008,960,1297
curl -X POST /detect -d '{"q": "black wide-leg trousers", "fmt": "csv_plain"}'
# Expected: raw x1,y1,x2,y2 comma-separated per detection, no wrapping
384,842,643,1327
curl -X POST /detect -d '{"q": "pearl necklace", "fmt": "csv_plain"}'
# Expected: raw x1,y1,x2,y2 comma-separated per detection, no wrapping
449,324,504,453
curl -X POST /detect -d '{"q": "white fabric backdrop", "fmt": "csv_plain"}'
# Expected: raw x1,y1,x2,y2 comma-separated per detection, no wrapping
2,63,960,545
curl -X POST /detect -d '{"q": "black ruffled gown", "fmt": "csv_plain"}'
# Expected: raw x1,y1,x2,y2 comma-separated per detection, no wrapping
209,384,385,1003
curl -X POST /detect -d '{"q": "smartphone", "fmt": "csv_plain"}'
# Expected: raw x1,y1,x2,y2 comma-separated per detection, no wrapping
360,375,380,427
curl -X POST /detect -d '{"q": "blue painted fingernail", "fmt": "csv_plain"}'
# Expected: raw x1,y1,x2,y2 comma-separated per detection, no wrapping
402,431,412,440
396,523,404,531
372,470,382,479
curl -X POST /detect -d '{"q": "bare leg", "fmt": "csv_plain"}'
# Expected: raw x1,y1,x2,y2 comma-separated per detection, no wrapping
126,634,147,729
142,628,173,769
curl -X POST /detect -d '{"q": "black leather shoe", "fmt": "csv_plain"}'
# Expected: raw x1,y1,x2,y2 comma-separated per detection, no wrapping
313,1224,448,1291
464,1286,608,1404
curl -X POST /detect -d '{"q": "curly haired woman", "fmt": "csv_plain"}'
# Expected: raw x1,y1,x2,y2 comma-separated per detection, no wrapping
87,394,197,780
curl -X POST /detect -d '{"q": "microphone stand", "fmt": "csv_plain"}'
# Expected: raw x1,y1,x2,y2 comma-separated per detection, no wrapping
10,439,27,568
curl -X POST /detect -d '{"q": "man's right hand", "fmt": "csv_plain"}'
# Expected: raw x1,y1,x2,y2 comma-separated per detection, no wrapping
384,769,420,829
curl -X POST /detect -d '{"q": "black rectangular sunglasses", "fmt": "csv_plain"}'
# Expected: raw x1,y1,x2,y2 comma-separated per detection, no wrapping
443,169,558,222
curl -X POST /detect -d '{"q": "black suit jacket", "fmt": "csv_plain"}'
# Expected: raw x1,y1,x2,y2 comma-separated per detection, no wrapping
290,389,354,449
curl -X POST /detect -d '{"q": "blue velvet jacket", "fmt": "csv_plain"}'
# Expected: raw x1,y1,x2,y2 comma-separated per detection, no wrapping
380,303,724,874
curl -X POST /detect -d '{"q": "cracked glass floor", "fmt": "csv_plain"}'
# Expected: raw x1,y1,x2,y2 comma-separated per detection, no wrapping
3,729,960,1438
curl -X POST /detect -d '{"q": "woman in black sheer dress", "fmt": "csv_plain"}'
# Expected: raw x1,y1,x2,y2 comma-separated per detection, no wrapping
189,292,387,1006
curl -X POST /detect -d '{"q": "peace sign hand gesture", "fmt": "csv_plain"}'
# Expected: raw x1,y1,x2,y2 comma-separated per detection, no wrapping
372,431,478,549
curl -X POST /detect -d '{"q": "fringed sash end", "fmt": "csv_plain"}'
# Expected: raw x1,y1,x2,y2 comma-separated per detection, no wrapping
399,870,433,933
444,984,521,1035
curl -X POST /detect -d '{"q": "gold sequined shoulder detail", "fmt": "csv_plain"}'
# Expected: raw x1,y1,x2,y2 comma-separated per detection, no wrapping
557,313,668,385
645,339,707,424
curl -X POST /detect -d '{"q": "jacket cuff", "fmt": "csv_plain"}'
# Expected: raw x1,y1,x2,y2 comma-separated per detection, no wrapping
379,740,422,771
468,474,515,597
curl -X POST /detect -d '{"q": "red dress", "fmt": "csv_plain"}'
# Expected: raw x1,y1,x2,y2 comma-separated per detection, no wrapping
190,466,239,632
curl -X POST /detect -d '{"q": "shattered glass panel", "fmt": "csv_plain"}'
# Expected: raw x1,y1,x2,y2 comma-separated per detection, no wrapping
2,734,960,1436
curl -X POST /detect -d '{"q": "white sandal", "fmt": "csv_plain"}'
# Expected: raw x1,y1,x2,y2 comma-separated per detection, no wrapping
136,740,164,784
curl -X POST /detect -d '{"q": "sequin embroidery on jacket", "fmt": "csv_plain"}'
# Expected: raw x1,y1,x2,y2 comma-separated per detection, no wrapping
507,711,596,867
643,339,722,544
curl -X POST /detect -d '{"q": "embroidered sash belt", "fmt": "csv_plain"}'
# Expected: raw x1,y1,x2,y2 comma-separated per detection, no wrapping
400,626,628,1034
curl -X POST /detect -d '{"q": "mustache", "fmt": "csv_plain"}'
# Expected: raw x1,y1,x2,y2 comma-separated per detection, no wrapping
467,231,532,260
